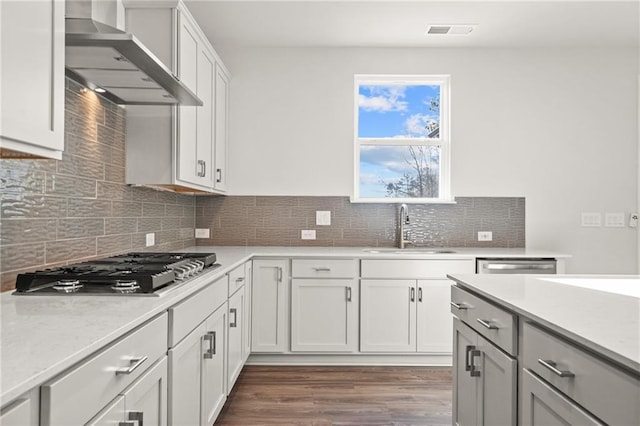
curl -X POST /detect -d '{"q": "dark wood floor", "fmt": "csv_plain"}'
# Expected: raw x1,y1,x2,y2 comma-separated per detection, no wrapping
215,366,452,425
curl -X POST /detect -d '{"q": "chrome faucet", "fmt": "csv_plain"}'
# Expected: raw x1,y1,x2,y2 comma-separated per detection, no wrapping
398,203,412,249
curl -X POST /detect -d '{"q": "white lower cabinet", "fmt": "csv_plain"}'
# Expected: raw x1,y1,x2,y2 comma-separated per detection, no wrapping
243,262,253,362
251,259,289,353
0,390,38,426
291,279,358,352
227,285,245,392
169,304,227,426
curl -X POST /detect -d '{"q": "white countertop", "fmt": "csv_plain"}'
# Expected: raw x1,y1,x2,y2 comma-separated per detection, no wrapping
448,274,640,374
0,246,568,405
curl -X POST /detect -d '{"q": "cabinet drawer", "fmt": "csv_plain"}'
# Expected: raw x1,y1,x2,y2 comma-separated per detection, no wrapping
361,259,474,279
450,285,517,355
41,313,168,426
169,276,227,347
522,322,640,426
292,259,357,278
228,263,246,296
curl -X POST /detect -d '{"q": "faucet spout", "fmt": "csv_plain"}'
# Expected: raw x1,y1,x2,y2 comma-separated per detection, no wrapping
398,203,412,249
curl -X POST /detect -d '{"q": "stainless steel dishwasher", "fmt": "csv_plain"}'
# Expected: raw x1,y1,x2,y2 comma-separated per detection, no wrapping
476,258,557,274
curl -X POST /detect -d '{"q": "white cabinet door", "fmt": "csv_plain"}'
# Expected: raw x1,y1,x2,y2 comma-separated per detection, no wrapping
291,279,357,352
213,64,229,191
227,287,244,391
251,259,289,353
360,280,416,352
243,262,252,362
123,357,168,426
0,0,64,159
169,321,206,426
201,306,227,426
416,279,453,353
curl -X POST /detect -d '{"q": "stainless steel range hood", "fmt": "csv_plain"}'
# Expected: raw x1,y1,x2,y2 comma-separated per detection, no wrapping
65,0,202,106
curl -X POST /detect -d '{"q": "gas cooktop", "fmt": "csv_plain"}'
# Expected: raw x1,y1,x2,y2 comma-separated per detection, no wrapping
14,252,219,295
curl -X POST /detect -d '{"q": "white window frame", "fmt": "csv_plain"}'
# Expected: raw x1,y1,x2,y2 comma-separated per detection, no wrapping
352,74,453,204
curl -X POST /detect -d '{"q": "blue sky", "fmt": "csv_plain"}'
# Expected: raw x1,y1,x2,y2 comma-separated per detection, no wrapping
358,84,440,197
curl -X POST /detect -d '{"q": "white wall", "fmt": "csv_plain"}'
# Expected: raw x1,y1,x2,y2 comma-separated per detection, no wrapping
224,47,639,274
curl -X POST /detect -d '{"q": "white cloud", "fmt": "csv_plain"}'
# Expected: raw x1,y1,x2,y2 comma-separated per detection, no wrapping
401,113,438,137
359,85,408,113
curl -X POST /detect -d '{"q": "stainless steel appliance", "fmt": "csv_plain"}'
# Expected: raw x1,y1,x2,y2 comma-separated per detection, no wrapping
14,252,219,295
476,258,557,274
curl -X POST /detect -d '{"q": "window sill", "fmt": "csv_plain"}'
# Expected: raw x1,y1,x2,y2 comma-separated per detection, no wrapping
349,197,457,204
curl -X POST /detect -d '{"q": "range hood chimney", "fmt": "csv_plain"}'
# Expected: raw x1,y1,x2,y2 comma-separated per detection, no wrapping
65,0,202,106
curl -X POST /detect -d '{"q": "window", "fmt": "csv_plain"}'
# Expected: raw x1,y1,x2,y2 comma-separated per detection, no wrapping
353,75,451,203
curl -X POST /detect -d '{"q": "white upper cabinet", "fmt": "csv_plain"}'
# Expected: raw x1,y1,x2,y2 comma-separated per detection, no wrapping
124,0,230,194
0,0,65,160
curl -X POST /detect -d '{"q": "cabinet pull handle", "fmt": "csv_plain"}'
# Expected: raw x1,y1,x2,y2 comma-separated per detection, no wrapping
128,411,144,426
450,302,468,310
476,319,499,330
197,160,206,177
312,267,331,272
204,331,216,359
216,168,222,183
115,356,148,375
418,287,423,302
469,349,481,377
538,359,575,378
464,345,475,372
410,287,415,302
236,277,245,283
277,267,283,282
230,308,238,328
346,286,352,302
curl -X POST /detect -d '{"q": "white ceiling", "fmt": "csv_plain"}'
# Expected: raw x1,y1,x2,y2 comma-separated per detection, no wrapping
185,0,640,51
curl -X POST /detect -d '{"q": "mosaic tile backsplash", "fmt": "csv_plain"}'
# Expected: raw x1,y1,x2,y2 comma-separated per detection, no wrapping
0,79,196,292
195,196,525,248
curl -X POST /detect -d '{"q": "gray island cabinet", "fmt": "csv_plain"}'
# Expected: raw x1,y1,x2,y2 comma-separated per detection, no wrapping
449,274,640,426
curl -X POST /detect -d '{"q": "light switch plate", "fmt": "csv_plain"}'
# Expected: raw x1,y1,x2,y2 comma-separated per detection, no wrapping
145,233,155,247
301,230,316,240
195,228,210,238
581,212,602,227
604,213,625,227
477,231,492,241
316,211,331,226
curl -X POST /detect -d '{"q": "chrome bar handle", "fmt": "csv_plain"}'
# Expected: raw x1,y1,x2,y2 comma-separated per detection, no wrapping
346,286,352,302
277,267,283,282
197,160,205,177
418,287,423,302
312,267,331,272
476,319,499,330
469,349,481,377
115,356,148,375
464,345,476,372
235,277,245,283
204,331,216,359
216,168,222,183
230,308,238,328
128,411,144,426
410,287,415,302
538,359,575,378
450,302,469,310
202,160,206,177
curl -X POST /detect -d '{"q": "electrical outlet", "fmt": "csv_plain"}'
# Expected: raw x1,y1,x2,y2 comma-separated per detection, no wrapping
195,228,210,238
301,230,316,240
478,231,493,241
316,211,331,226
145,232,155,247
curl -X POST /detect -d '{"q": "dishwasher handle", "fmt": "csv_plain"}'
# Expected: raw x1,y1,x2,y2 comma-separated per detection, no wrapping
477,259,557,274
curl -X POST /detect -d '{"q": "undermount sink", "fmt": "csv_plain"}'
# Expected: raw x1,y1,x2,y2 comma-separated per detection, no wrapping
363,248,456,254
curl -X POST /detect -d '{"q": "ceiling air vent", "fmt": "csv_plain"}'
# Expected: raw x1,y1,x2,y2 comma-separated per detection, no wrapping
426,24,477,36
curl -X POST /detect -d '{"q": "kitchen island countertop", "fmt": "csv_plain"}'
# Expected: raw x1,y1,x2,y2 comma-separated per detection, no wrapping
447,273,640,374
0,246,568,406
